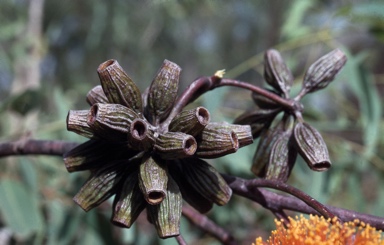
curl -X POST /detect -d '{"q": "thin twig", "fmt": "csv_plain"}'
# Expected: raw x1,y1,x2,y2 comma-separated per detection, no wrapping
225,175,337,220
175,234,188,245
224,174,384,230
182,206,237,245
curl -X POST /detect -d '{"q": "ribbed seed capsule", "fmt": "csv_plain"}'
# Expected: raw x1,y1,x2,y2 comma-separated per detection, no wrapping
264,49,294,97
234,108,280,139
73,162,126,211
300,49,347,96
168,163,213,213
128,118,156,151
154,132,197,159
63,140,129,172
87,103,138,141
181,157,232,206
252,90,282,109
111,170,146,228
265,131,297,182
205,122,253,147
195,125,239,159
168,107,210,136
97,59,143,112
146,60,181,124
251,126,283,176
67,110,94,138
138,155,168,205
147,175,182,238
293,122,331,171
86,85,108,106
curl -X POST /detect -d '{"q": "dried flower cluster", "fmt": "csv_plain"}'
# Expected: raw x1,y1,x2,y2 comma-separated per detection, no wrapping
235,49,347,181
64,59,252,238
254,215,384,245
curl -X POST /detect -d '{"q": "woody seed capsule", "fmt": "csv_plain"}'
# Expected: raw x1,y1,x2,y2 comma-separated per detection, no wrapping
67,110,94,138
264,49,294,98
168,107,210,136
300,49,347,95
97,59,143,111
86,85,108,105
112,170,146,228
293,121,331,171
138,155,168,205
154,132,197,159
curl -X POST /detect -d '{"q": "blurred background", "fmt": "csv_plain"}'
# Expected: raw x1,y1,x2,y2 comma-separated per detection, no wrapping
0,0,384,244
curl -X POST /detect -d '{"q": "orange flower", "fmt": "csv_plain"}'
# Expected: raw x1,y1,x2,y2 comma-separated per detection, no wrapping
254,215,384,245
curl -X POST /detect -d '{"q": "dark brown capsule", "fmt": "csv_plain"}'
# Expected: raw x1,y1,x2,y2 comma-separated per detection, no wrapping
97,60,143,112
293,121,331,171
168,162,213,213
264,49,294,98
299,49,347,97
251,126,284,176
63,140,129,172
73,163,126,212
265,131,297,182
181,157,232,206
111,170,146,228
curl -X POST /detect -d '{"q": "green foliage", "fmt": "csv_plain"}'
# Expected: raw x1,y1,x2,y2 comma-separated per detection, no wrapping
0,0,384,244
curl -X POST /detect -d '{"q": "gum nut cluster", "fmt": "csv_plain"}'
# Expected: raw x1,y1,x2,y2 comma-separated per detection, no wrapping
64,59,253,238
234,49,347,182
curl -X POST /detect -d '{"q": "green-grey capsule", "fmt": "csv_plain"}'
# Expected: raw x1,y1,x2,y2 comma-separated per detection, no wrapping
86,85,109,106
204,122,253,147
145,60,181,125
195,125,239,159
87,103,139,141
67,110,94,138
138,155,168,205
293,121,331,171
299,49,347,97
154,132,197,159
168,107,210,136
111,170,146,228
73,163,125,212
264,49,294,98
97,60,143,112
146,175,182,238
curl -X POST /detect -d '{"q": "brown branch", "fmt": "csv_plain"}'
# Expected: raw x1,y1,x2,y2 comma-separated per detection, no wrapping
182,205,237,245
223,174,384,230
0,139,78,157
1,139,384,231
